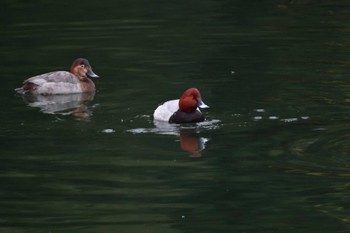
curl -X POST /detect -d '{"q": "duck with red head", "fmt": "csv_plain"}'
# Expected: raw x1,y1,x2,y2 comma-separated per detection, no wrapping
15,58,99,95
153,87,209,124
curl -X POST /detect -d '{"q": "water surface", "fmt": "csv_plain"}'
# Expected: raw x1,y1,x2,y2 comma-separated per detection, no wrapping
2,1,350,232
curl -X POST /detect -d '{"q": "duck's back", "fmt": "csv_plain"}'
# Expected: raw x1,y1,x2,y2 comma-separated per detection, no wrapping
16,71,82,95
25,71,80,85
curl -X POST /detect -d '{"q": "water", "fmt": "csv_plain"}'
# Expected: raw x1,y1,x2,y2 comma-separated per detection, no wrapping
2,0,350,232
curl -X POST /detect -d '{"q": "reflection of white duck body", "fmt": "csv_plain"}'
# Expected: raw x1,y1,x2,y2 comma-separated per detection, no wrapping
152,118,180,135
152,121,209,152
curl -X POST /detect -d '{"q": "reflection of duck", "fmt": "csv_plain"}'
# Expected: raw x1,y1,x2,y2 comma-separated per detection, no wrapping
128,116,217,157
179,129,208,158
154,88,209,124
15,58,99,95
151,121,209,157
21,92,95,120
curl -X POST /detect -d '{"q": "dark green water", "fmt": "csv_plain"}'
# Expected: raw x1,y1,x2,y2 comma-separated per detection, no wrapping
2,0,350,232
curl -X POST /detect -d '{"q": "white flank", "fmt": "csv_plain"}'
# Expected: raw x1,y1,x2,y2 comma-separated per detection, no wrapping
153,99,179,122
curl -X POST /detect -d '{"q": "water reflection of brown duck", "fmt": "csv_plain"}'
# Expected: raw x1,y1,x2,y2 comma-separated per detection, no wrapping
20,92,95,120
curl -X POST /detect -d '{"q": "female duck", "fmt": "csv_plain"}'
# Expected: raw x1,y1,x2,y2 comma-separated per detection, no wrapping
154,87,209,124
15,58,99,95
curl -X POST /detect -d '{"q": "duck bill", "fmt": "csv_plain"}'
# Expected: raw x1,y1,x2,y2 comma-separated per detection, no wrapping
198,99,209,109
87,69,99,78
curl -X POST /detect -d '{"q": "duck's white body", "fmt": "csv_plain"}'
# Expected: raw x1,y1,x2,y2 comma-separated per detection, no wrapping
153,99,205,122
153,88,209,124
153,99,179,122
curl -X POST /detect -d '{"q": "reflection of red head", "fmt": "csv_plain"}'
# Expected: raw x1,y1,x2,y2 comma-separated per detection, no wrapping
179,88,202,113
179,131,203,158
180,132,201,151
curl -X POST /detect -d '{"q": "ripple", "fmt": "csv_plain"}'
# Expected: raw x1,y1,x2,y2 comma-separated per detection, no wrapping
127,119,221,136
249,108,310,123
280,118,299,123
286,122,350,175
101,129,116,134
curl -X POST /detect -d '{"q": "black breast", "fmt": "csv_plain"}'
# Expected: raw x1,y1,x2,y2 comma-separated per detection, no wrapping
169,110,205,124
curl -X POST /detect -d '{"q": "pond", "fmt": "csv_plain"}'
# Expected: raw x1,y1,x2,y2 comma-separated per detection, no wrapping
2,0,350,232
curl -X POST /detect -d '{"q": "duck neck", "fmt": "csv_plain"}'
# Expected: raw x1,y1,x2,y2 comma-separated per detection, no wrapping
77,76,89,82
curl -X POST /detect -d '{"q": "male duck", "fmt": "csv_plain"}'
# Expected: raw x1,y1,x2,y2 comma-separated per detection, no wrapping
15,58,99,95
153,87,209,124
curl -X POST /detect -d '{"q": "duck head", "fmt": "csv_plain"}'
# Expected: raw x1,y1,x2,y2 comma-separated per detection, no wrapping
179,87,209,113
70,58,99,80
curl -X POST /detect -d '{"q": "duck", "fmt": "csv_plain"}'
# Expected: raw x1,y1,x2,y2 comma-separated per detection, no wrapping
15,58,99,95
153,87,209,124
